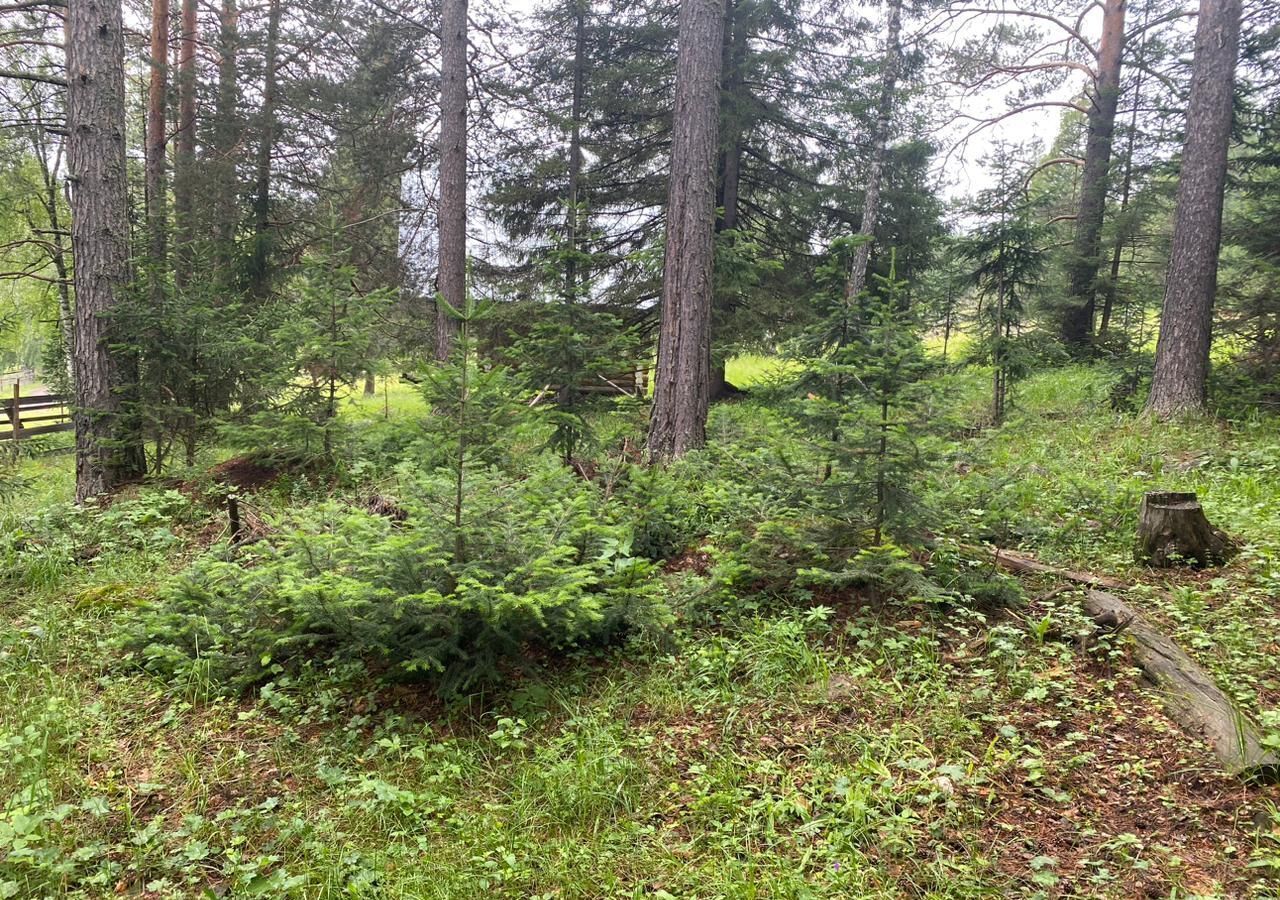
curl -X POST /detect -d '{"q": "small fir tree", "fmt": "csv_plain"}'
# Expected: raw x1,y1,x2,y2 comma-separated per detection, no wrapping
418,293,527,566
221,234,392,462
790,247,933,544
958,143,1046,424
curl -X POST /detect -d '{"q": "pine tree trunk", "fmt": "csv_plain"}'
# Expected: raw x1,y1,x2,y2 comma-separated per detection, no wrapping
564,0,585,303
435,0,468,361
843,0,902,303
647,0,726,462
174,0,197,290
1146,0,1242,417
1061,0,1126,350
146,0,169,297
709,0,744,403
67,0,137,501
213,0,240,277
249,0,281,298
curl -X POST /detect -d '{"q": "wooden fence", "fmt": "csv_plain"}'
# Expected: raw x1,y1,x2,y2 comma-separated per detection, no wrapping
1,384,73,443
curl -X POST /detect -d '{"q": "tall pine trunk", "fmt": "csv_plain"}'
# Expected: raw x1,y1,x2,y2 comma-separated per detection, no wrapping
843,0,902,303
647,0,726,461
67,0,139,500
435,0,468,360
174,0,197,290
1145,0,1243,416
146,0,169,298
249,0,281,298
709,0,745,401
1061,0,1126,349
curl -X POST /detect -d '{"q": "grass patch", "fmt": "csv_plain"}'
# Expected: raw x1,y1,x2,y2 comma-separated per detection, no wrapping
726,353,802,388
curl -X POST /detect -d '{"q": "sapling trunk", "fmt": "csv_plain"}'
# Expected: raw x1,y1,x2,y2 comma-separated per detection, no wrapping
875,390,888,544
453,315,470,566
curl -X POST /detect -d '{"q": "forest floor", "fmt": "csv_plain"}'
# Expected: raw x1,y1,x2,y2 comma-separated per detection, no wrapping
2,364,1279,898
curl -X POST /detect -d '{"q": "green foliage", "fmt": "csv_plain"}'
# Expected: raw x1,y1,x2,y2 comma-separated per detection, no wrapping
0,488,198,594
4,358,1280,897
786,250,935,543
128,460,667,695
213,231,392,466
501,302,642,461
956,142,1048,423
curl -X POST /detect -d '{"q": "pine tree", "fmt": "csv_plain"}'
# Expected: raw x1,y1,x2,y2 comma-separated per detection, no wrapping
647,0,726,461
791,249,932,543
66,0,145,499
958,143,1046,425
436,0,468,360
1145,0,1244,416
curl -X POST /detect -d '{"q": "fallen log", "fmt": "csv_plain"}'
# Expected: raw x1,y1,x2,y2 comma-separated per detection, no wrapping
988,547,1130,591
986,547,1279,783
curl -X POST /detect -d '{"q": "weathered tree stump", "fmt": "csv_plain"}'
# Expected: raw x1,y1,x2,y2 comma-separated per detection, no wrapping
1137,490,1236,568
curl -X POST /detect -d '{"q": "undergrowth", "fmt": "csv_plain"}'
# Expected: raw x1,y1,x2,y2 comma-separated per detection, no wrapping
1,363,1278,898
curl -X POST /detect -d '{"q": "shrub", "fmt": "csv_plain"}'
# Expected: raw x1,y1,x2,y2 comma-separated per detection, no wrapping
126,460,668,695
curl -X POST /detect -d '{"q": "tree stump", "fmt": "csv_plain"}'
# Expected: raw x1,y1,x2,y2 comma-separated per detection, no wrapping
1137,491,1236,567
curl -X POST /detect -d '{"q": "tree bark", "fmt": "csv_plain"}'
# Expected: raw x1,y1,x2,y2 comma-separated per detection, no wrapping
1145,0,1243,417
563,0,585,303
248,0,281,298
173,0,197,290
709,0,745,403
647,0,726,462
1061,0,1126,350
843,0,902,304
1137,490,1236,567
67,0,138,500
212,0,240,276
435,0,467,360
1082,586,1275,781
145,0,169,298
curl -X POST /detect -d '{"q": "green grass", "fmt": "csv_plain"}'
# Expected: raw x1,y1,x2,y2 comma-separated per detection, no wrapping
929,364,1280,716
344,374,429,420
1,362,1279,898
10,584,1272,898
726,354,801,388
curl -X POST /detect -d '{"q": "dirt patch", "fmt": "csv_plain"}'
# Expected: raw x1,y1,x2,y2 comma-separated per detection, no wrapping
209,456,284,492
663,548,713,577
973,657,1279,896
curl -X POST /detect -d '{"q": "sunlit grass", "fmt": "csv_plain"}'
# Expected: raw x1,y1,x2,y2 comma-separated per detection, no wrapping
726,353,801,388
344,374,428,419
922,328,973,359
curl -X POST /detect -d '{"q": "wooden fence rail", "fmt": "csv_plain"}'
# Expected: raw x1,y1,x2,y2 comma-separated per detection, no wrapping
1,384,73,443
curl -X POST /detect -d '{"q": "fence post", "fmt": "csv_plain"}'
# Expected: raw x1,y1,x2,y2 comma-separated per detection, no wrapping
10,382,19,446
